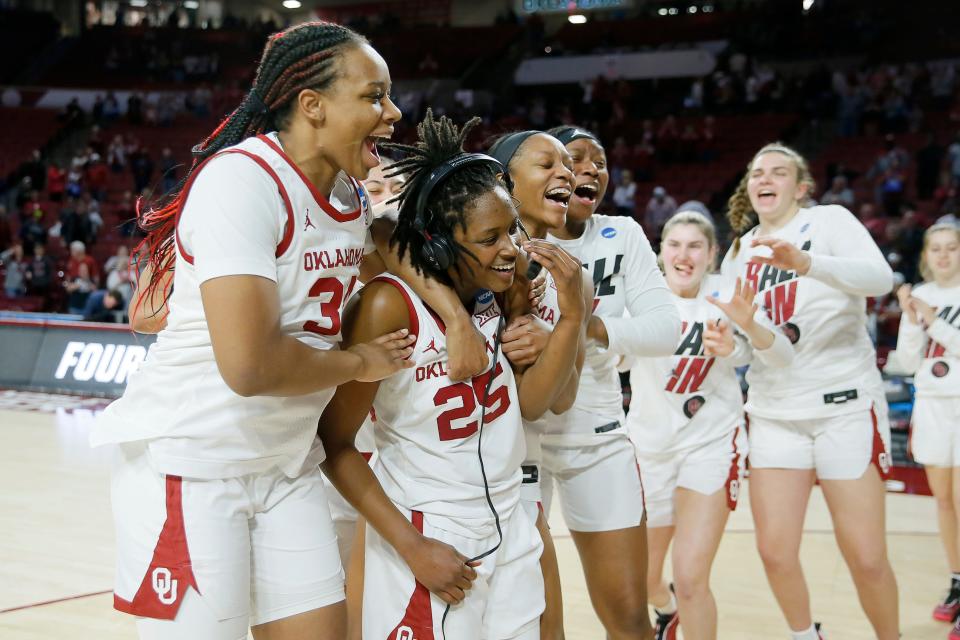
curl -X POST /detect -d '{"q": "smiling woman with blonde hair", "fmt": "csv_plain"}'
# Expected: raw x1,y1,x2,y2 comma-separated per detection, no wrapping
722,142,900,640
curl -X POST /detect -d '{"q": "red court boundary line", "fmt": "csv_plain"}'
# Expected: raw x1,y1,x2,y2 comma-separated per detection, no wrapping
0,589,112,614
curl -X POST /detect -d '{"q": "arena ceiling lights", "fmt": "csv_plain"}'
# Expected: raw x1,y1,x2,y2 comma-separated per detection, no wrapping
282,0,302,8
568,14,588,24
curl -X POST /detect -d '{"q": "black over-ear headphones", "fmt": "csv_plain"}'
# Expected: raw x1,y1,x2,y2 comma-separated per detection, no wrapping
403,153,513,272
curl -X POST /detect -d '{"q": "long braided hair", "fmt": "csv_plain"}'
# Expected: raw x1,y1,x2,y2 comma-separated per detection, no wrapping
726,142,816,256
134,21,367,313
383,109,507,285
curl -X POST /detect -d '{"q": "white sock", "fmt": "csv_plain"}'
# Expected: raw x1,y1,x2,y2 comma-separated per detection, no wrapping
951,572,960,583
654,590,677,615
790,625,818,640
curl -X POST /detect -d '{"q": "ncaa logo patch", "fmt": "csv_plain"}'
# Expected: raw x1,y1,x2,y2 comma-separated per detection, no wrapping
800,223,810,232
601,226,617,239
475,289,494,305
683,395,706,418
932,361,950,378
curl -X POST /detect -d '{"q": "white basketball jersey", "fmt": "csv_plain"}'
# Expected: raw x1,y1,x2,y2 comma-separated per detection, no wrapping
91,132,373,479
895,281,960,397
628,275,744,454
368,275,524,530
721,205,888,420
547,215,659,444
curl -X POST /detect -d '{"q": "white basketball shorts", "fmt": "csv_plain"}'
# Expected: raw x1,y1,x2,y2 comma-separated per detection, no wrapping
636,427,747,529
910,396,960,467
110,442,344,637
541,433,646,532
747,403,892,480
362,505,544,640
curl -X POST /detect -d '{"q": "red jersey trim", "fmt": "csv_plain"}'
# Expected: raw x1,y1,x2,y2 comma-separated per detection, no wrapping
869,405,891,480
113,476,198,620
368,276,419,359
256,134,362,223
387,510,436,640
725,426,742,511
175,148,295,265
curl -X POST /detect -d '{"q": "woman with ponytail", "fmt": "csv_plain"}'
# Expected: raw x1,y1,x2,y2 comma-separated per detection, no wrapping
721,143,899,640
89,22,483,639
318,111,584,639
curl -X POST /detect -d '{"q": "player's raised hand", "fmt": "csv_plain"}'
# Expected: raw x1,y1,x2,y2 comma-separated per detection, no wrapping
524,239,584,323
707,277,759,332
910,295,937,328
750,237,812,275
403,535,480,605
702,319,735,357
896,283,918,324
501,314,551,367
446,319,489,381
348,329,416,382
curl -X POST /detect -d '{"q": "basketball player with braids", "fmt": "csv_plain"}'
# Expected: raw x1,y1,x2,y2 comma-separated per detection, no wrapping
722,143,899,640
631,210,793,640
318,111,585,639
90,22,495,639
546,125,681,640
892,223,960,635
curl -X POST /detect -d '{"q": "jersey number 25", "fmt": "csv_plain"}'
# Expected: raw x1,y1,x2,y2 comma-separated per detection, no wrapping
434,363,510,441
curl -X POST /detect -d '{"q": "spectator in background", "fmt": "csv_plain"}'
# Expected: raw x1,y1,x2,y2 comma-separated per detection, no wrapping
159,147,178,194
858,202,888,244
85,153,109,200
117,190,139,238
645,185,678,239
104,245,134,301
62,199,96,247
916,133,944,200
127,92,143,125
821,175,855,208
26,243,55,297
1,243,27,298
879,159,907,217
631,140,655,182
103,91,120,123
18,150,46,191
131,147,154,194
107,134,126,172
612,169,637,218
894,208,925,282
47,163,65,202
82,288,125,323
88,125,106,155
66,240,100,286
64,262,96,315
18,209,47,256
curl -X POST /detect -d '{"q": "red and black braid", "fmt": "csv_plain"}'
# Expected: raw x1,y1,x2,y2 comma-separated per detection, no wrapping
132,21,367,319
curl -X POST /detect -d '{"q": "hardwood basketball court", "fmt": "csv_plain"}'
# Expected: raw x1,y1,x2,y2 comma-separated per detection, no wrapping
0,398,947,639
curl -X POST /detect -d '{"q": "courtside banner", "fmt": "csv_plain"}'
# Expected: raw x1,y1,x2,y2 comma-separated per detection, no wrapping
0,319,156,397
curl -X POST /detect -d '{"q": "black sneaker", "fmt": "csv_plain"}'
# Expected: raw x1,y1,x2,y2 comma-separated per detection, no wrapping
935,580,960,622
653,608,679,640
653,584,679,640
